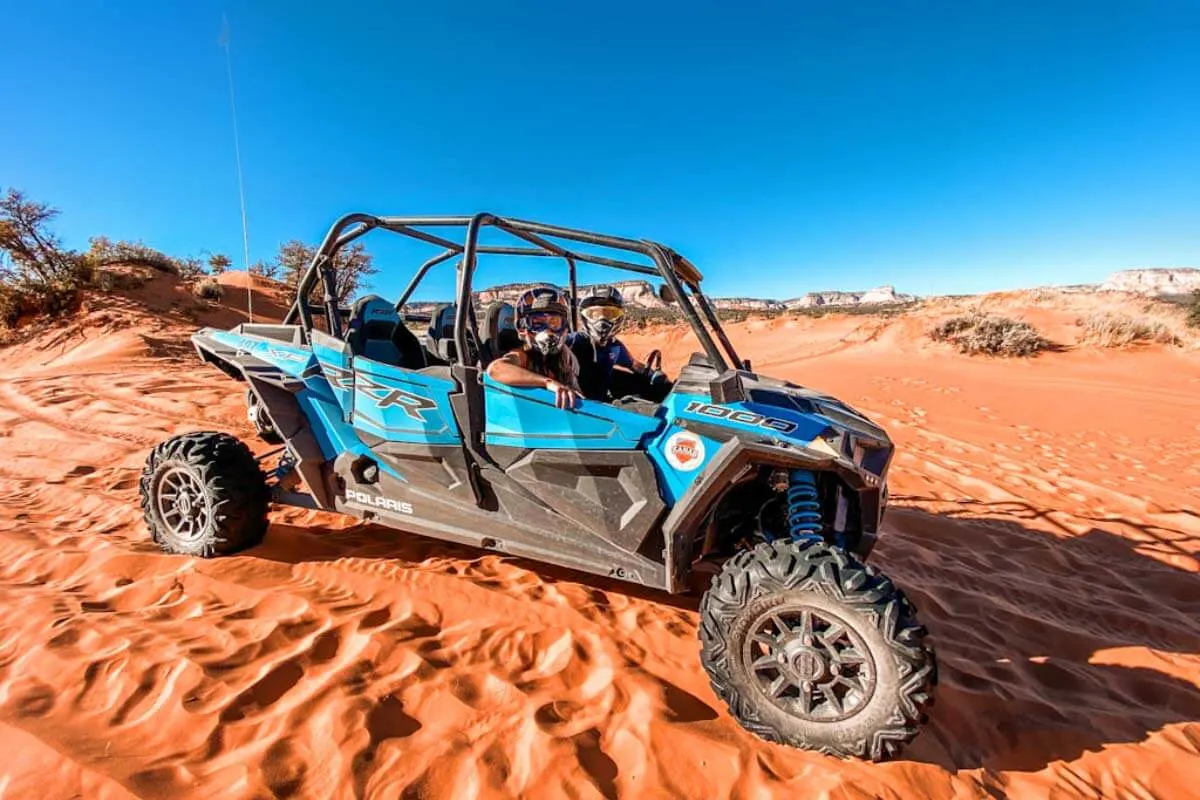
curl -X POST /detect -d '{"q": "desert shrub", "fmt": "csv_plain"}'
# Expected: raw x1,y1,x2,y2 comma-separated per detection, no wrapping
1077,312,1177,347
274,239,376,304
789,301,918,319
192,276,225,301
83,236,183,275
90,266,151,292
178,256,205,280
0,279,80,327
0,189,86,286
249,259,279,280
0,283,18,327
626,307,680,328
208,252,232,274
0,189,90,327
1188,291,1200,330
930,313,1050,356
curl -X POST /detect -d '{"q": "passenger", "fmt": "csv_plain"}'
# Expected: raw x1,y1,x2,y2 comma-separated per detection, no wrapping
567,285,651,401
485,286,583,410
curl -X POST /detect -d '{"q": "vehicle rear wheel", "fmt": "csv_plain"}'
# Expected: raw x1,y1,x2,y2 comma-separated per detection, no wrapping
139,431,270,557
245,387,282,444
698,539,936,761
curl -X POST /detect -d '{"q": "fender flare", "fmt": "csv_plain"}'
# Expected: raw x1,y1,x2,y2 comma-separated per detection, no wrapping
192,330,337,510
661,438,879,592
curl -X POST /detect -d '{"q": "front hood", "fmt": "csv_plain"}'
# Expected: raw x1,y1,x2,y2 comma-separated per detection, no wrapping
740,372,890,446
666,357,893,478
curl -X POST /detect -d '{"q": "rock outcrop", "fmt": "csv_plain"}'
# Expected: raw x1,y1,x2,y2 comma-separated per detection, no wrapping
711,297,787,311
405,281,918,314
785,285,915,309
474,280,666,309
1100,268,1200,296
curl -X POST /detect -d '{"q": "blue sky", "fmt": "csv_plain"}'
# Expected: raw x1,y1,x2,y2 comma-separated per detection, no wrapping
2,0,1197,302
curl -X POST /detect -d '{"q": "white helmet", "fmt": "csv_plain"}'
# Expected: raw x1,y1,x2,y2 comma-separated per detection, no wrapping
579,285,626,345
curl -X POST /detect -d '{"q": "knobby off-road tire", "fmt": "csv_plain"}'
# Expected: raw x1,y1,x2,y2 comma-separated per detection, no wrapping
699,539,937,761
245,388,283,444
140,431,270,557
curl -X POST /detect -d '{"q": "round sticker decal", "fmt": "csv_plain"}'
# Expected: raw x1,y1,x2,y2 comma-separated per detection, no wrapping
665,431,705,471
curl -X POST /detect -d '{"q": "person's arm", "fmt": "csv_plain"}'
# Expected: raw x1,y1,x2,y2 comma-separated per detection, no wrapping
485,350,581,409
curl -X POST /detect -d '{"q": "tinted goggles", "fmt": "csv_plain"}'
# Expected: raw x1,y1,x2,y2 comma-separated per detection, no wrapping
526,312,566,333
581,305,625,322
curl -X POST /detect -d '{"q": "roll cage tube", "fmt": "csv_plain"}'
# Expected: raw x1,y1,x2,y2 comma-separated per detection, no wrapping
281,212,746,373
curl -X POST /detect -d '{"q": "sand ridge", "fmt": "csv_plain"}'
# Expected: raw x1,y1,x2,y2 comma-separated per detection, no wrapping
0,284,1197,799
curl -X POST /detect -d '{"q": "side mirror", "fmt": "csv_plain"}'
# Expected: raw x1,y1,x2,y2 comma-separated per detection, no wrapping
657,283,677,304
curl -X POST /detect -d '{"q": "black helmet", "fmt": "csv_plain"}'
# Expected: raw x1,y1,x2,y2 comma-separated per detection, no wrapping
515,285,570,355
579,285,626,345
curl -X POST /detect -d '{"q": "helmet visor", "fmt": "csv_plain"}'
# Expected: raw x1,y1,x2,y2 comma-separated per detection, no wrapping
581,305,625,323
526,311,566,334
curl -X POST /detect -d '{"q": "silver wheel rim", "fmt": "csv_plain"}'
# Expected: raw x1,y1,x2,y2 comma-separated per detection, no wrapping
742,604,876,722
155,466,211,542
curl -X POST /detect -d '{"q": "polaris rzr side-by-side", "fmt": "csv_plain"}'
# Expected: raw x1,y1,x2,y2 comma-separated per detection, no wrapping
139,213,937,761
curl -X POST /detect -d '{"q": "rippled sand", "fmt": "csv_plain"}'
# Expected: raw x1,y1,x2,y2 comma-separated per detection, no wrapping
1,275,1197,799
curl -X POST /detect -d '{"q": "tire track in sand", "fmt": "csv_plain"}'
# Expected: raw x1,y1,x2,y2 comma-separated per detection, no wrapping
0,381,158,448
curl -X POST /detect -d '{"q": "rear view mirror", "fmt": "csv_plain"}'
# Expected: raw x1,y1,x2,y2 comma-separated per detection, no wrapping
657,283,677,304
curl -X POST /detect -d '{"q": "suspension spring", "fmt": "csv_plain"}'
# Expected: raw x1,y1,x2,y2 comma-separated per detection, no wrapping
786,469,824,541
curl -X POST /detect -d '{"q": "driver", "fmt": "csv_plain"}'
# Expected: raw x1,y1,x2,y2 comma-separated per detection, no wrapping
485,285,583,410
567,285,654,401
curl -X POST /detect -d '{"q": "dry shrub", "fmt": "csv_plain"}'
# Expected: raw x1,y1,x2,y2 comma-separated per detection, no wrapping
90,265,151,292
192,276,224,301
1188,291,1200,330
0,279,80,328
929,313,1050,356
1077,312,1178,347
84,236,182,275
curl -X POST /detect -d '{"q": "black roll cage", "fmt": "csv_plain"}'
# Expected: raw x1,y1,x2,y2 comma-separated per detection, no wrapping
280,213,746,372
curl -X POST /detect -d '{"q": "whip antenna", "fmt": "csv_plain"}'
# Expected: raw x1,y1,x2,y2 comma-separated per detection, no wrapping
219,13,253,322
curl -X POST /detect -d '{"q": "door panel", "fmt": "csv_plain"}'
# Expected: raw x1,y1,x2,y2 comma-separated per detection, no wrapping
482,375,663,450
352,357,462,445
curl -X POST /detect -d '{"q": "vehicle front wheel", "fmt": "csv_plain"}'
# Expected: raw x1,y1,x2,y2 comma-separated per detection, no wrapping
139,431,270,557
698,540,936,761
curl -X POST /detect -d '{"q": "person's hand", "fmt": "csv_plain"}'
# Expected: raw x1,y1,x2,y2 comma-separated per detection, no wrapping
545,378,581,410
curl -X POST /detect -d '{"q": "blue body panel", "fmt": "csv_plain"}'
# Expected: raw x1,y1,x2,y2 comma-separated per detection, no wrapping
311,337,355,419
209,331,314,379
665,391,830,445
207,330,407,481
352,357,462,446
482,375,663,450
643,421,722,504
208,329,858,512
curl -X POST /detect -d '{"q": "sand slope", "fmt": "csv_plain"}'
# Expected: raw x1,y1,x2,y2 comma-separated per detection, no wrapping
0,288,1198,799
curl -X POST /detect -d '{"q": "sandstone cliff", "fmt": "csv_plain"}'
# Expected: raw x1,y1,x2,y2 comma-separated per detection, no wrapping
1100,268,1200,295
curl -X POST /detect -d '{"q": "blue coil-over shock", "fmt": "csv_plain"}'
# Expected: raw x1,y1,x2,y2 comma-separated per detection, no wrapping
760,468,825,543
785,469,824,542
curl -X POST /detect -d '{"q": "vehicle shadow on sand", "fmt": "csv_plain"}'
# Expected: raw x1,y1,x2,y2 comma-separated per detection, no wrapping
249,500,1200,773
878,500,1200,772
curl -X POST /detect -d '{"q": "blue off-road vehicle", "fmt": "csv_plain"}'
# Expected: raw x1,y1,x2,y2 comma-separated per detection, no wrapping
139,213,936,761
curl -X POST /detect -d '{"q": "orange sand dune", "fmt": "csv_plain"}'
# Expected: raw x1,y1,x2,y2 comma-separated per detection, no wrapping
0,288,1198,799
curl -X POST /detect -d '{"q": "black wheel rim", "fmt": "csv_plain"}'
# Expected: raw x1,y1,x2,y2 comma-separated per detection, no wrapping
154,466,212,543
742,604,876,722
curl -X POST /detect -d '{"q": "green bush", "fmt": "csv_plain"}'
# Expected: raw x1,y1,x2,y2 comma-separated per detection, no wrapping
1188,291,1200,330
930,313,1051,356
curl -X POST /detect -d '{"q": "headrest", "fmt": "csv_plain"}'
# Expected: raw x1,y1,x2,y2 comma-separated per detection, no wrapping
430,304,457,339
350,295,400,328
